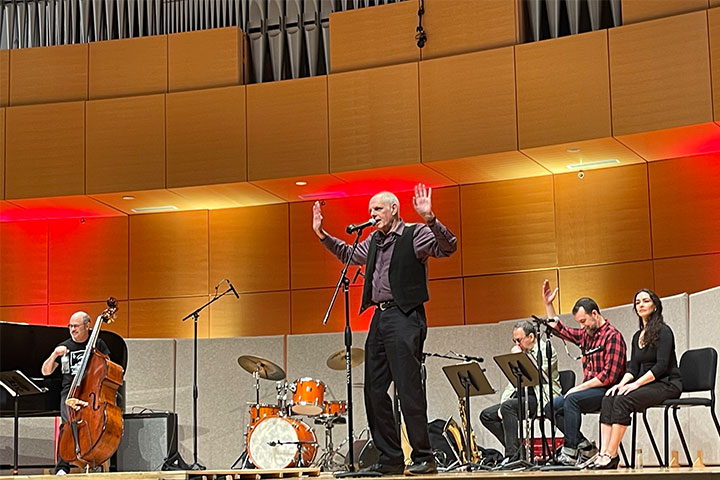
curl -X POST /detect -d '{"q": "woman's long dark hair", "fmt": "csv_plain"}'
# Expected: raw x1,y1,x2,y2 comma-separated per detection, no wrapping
633,288,664,347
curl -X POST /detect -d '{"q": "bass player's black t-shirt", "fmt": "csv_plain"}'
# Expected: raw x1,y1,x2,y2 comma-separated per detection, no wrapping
54,336,110,391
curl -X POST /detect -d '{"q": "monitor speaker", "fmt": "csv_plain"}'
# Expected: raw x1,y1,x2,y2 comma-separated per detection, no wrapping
115,412,178,471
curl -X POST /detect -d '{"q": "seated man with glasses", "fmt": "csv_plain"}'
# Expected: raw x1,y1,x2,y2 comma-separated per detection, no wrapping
479,321,562,462
41,311,111,475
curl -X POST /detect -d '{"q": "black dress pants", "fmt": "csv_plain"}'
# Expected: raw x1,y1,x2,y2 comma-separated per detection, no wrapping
55,388,73,474
480,392,537,458
364,304,432,465
600,381,681,426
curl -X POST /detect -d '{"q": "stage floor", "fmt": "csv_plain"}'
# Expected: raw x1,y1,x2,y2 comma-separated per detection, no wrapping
2,467,720,480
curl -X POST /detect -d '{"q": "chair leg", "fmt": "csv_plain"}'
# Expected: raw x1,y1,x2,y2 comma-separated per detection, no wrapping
619,442,630,467
672,407,692,465
664,406,669,467
630,411,637,468
641,410,663,466
710,405,720,440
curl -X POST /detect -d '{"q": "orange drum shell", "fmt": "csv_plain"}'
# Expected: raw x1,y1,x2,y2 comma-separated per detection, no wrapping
291,378,325,415
249,404,281,426
322,400,347,416
246,416,318,469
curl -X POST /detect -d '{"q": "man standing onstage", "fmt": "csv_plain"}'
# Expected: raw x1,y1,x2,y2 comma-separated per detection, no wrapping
479,321,562,462
541,280,626,466
41,311,111,475
312,184,457,475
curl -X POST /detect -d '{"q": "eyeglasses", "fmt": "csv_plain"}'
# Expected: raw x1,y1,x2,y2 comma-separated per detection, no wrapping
512,337,525,344
67,323,85,329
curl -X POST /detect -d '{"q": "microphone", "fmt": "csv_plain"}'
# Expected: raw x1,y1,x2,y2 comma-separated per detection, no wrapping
583,345,604,356
346,218,377,234
227,279,240,299
450,350,484,363
267,441,278,447
352,268,364,283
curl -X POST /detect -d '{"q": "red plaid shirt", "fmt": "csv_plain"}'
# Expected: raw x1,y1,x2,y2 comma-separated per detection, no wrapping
555,319,627,386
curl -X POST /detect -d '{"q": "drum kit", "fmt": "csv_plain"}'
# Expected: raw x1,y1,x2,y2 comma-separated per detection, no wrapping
236,348,365,471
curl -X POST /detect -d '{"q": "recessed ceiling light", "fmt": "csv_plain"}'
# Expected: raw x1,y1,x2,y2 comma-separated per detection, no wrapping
566,147,581,153
131,205,179,213
566,159,620,169
122,195,135,200
295,181,308,186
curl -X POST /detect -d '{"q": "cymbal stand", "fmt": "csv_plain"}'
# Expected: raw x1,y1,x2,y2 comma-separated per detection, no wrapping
315,418,347,471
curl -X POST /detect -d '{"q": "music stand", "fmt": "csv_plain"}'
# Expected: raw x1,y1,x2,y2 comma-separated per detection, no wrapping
0,370,48,475
442,362,494,470
494,353,544,470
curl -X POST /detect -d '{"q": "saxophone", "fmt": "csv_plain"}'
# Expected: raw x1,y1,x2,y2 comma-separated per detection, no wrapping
457,396,481,463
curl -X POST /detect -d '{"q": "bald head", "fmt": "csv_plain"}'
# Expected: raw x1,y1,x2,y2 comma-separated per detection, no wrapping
68,311,91,342
368,191,400,234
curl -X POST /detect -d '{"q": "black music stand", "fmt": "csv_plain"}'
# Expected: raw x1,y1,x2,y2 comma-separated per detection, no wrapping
442,362,494,471
0,370,47,475
494,353,544,470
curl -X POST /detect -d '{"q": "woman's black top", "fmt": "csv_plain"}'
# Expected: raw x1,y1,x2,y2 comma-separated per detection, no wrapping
628,323,682,391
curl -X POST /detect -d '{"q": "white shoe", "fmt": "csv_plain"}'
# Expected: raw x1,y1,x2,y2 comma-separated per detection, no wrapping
55,470,67,476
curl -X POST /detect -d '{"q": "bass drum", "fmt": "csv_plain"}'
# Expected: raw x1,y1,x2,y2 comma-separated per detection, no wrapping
247,416,317,469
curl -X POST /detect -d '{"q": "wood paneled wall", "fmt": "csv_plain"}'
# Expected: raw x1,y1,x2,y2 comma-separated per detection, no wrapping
3,154,719,337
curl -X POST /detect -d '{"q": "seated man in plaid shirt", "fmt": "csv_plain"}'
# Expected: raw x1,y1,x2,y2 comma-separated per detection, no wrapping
541,280,627,466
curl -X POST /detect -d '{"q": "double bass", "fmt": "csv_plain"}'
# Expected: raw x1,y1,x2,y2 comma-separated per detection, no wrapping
58,298,124,469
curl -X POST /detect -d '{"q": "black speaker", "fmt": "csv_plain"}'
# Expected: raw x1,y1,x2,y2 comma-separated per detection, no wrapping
115,412,178,471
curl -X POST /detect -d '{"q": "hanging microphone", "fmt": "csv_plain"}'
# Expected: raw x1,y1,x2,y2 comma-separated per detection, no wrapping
583,345,604,356
352,268,364,283
227,279,240,299
346,218,377,234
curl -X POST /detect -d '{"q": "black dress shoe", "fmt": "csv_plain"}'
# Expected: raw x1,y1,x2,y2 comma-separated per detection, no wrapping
404,461,438,475
358,463,405,475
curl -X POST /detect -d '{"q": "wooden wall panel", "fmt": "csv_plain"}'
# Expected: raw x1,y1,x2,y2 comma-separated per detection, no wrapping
247,77,329,180
209,291,291,337
654,254,720,297
710,7,720,122
0,221,48,306
9,44,88,105
329,0,419,73
290,196,378,290
461,176,556,275
209,204,290,293
555,164,652,266
421,0,517,60
420,47,517,162
89,36,168,99
291,286,374,334
0,305,47,324
168,27,245,92
557,261,654,313
129,297,210,338
609,11,712,136
517,30,611,149
649,154,720,258
464,270,557,324
166,86,246,187
86,94,166,194
129,211,208,299
48,301,129,339
425,278,464,327
0,109,4,200
48,216,129,304
621,0,709,25
5,102,85,199
329,63,420,172
0,50,8,107
420,187,463,279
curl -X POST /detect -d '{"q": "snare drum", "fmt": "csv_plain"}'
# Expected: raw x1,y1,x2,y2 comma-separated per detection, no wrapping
247,416,318,469
249,403,281,426
321,400,347,417
291,378,325,416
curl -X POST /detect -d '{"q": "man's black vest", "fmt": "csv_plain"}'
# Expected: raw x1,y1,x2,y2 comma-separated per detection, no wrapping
360,223,429,314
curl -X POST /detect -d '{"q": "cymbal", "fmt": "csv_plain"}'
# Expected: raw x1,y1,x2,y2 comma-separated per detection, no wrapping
237,355,286,381
326,348,365,370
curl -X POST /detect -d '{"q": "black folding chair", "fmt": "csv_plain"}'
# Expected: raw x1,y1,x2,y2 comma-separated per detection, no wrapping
637,347,720,466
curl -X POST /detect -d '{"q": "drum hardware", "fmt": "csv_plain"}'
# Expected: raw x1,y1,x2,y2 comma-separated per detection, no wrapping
313,413,348,471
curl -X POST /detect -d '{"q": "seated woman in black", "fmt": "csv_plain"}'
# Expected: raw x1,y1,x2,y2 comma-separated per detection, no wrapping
591,288,682,469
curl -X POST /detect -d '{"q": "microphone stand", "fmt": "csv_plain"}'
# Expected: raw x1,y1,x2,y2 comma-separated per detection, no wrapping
181,285,236,470
321,228,364,471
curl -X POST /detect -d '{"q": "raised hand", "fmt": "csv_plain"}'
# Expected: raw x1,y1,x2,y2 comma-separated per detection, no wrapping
312,201,326,239
542,279,558,306
412,183,435,222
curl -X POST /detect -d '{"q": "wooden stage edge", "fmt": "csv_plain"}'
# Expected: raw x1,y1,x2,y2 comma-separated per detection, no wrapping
3,467,720,480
